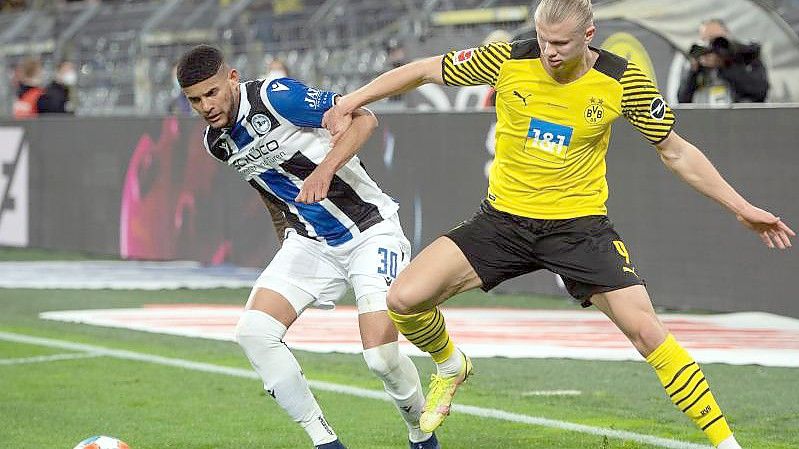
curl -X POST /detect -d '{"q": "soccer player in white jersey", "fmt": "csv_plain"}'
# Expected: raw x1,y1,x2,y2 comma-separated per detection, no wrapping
177,45,440,449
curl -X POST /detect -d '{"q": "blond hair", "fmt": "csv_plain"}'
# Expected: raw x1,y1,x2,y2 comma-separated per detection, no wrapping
534,0,594,31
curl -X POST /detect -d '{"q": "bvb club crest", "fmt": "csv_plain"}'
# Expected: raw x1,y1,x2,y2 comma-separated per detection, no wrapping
584,97,605,124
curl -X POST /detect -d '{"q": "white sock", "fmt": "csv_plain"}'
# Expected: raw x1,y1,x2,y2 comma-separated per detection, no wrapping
363,342,430,443
717,434,742,449
236,310,337,446
435,347,464,377
301,416,337,446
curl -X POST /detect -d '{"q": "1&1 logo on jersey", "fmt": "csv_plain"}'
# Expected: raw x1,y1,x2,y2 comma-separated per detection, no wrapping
524,117,573,164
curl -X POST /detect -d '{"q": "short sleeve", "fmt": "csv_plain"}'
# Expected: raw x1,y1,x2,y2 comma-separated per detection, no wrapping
620,62,676,144
442,42,512,87
264,77,337,128
202,127,211,152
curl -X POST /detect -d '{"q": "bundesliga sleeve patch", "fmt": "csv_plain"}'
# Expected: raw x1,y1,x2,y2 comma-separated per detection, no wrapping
650,97,667,120
453,48,476,65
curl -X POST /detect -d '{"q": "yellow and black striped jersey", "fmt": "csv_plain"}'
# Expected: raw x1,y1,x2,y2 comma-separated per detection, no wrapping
442,39,676,219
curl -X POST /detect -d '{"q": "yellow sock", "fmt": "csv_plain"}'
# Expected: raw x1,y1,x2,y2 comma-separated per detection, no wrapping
388,308,455,363
646,334,733,447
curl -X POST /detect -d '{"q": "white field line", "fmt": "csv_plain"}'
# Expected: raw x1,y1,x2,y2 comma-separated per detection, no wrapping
0,352,102,365
521,390,583,396
0,331,711,449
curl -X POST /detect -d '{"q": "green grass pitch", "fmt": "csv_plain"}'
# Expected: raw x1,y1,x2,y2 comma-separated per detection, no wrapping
0,249,797,448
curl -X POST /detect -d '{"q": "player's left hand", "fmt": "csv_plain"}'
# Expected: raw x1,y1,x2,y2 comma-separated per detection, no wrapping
736,205,795,249
323,100,353,145
295,166,334,204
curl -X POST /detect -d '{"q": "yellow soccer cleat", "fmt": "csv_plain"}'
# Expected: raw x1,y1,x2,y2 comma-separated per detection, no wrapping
419,351,473,433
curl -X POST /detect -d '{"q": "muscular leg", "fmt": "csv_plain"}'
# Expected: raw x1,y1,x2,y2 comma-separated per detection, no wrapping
388,236,483,314
358,309,398,349
387,236,481,364
591,286,739,448
386,237,481,433
236,288,338,447
589,285,666,356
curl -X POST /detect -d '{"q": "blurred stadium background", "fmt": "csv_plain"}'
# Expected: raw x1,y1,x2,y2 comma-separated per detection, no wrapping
1,1,798,448
1,0,799,115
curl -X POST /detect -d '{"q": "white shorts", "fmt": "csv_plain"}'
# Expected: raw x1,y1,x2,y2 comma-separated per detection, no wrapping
254,214,411,315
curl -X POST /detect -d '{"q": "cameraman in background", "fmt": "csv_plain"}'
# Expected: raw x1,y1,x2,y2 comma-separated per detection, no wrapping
678,19,769,104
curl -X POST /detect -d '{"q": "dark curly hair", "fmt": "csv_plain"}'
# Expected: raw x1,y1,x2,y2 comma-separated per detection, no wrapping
176,44,224,88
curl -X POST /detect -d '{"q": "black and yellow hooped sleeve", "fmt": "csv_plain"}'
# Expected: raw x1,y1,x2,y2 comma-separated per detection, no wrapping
441,42,512,87
620,62,676,144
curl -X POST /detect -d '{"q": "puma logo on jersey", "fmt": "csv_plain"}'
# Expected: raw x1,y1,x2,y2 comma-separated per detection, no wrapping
513,90,532,106
622,266,639,277
384,276,393,286
271,82,289,92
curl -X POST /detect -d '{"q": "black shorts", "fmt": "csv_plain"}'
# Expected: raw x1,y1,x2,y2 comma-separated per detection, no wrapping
446,201,645,306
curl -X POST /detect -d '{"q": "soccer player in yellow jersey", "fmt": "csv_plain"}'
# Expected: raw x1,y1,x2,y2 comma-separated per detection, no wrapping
324,1,794,447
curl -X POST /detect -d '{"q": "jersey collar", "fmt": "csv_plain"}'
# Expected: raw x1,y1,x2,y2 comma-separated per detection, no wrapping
235,81,250,125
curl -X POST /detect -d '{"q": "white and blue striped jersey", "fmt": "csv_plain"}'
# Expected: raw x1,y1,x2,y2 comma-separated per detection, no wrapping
202,77,398,247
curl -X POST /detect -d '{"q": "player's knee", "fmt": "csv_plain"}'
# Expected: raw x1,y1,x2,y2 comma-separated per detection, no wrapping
386,281,422,315
362,341,401,378
235,309,287,349
630,315,668,356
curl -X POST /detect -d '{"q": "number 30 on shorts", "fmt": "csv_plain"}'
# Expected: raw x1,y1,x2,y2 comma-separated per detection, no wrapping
377,248,398,278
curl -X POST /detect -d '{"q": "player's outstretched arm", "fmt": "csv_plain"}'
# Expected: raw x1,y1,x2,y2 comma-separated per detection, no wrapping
323,56,444,140
295,107,378,204
655,131,795,249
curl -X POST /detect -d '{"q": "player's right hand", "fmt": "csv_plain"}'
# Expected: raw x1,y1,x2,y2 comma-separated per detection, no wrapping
295,165,334,204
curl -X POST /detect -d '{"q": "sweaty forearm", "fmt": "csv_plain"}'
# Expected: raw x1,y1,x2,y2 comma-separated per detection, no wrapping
318,111,378,174
343,56,443,111
660,141,749,214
